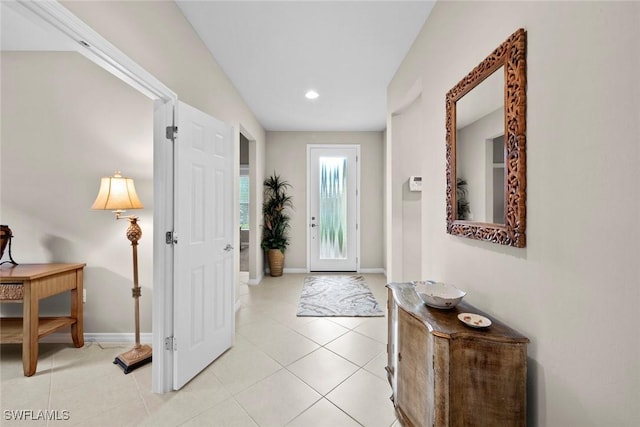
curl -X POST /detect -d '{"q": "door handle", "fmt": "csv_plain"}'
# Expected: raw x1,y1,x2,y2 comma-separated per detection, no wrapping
223,244,234,252
310,223,317,228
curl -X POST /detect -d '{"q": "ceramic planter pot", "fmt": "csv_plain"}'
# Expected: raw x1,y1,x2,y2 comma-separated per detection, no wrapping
267,249,285,277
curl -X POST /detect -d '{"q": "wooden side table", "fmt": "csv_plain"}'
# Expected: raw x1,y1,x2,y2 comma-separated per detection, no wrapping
0,263,85,376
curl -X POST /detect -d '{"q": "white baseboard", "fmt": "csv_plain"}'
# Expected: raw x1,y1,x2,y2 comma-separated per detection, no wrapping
40,333,153,344
283,268,308,274
250,267,382,284
247,272,263,286
359,268,385,274
262,268,307,276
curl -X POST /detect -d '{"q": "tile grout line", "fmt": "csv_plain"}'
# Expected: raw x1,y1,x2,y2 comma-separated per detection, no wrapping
46,350,55,427
228,395,262,427
324,396,366,427
281,395,324,427
131,366,152,418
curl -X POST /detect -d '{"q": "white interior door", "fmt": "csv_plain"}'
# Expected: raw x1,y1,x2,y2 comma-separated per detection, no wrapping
308,145,359,272
173,101,234,389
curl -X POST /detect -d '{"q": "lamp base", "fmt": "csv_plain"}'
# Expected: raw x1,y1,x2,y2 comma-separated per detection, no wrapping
113,344,152,374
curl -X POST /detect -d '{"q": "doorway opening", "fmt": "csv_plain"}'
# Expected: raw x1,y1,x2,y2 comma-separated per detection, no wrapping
239,134,250,273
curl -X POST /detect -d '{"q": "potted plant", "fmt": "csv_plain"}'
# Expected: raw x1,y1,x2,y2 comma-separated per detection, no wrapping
456,178,471,220
261,173,293,277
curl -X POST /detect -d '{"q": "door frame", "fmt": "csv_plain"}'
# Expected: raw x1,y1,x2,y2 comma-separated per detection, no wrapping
239,126,263,285
306,144,361,272
12,0,179,393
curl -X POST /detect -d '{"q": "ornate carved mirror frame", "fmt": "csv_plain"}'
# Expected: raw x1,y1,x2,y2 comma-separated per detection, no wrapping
446,28,527,247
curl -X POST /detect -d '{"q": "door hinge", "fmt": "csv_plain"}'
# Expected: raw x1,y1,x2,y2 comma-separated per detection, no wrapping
165,336,177,351
165,231,178,245
166,125,178,141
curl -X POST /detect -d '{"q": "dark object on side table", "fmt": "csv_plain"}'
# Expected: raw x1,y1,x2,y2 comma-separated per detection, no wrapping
0,225,18,266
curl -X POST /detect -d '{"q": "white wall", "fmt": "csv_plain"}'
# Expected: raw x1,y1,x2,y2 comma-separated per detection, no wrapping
390,96,423,282
1,52,154,333
388,1,639,425
265,131,384,271
382,129,388,275
1,1,267,332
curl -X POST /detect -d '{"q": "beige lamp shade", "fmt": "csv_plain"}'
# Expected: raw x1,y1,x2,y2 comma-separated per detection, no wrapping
91,172,143,211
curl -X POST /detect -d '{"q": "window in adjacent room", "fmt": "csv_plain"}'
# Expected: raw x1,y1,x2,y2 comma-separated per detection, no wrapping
239,166,250,230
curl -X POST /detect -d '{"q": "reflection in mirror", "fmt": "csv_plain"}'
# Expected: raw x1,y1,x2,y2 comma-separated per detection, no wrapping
445,28,527,248
455,68,504,223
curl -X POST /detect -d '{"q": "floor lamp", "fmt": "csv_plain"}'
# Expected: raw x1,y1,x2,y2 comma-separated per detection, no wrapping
91,171,152,373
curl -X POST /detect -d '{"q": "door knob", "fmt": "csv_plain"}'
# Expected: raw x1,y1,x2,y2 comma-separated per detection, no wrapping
223,244,234,252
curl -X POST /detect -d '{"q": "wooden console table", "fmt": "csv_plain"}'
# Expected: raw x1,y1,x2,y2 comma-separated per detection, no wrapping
0,263,85,376
387,282,529,427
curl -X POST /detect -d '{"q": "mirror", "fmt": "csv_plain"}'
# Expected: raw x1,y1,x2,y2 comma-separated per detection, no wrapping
455,68,504,224
446,28,527,247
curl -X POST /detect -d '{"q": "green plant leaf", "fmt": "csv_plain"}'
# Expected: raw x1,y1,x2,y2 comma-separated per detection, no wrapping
261,172,293,252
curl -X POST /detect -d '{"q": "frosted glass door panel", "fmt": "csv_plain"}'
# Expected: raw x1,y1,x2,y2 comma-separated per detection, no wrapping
319,157,348,260
308,146,359,271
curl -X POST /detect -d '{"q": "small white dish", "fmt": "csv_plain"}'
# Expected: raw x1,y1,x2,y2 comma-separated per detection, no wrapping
458,313,492,328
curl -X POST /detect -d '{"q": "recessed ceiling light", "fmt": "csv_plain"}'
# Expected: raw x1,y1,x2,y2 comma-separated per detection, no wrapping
305,90,319,100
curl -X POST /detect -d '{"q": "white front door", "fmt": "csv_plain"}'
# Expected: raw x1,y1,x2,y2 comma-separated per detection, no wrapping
173,101,234,389
308,145,360,272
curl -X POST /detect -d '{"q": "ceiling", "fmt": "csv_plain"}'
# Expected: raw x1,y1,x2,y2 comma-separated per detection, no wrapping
2,1,435,132
176,1,435,131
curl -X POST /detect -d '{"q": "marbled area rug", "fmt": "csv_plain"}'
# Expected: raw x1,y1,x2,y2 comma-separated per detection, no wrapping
297,275,384,317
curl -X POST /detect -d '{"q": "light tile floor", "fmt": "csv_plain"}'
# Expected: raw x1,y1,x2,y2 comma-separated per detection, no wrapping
1,273,401,427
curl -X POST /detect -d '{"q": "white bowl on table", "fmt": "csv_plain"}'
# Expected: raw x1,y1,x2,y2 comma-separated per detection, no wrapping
412,281,466,309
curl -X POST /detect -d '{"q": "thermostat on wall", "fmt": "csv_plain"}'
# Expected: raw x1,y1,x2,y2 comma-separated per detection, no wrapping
409,176,422,192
